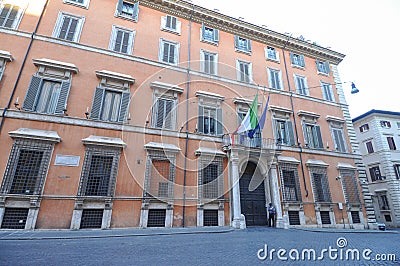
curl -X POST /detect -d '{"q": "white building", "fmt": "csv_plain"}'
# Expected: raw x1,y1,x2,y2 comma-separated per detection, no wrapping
353,110,400,227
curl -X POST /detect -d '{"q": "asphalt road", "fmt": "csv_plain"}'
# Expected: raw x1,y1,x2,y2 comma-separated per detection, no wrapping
1,227,399,266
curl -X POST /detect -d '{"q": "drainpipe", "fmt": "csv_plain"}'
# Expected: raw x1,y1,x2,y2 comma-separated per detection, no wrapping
182,2,194,227
281,35,309,198
0,0,50,134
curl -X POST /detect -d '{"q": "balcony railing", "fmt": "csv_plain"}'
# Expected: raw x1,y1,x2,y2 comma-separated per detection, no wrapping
222,133,276,150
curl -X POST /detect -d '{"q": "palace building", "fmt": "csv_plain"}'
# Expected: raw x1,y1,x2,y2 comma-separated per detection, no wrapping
0,0,376,229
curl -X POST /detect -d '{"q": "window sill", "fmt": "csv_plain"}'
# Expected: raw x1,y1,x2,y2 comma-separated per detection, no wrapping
235,48,251,55
317,71,329,76
292,65,305,70
201,39,219,46
63,1,89,9
115,14,138,23
266,57,280,63
159,60,178,66
161,27,181,35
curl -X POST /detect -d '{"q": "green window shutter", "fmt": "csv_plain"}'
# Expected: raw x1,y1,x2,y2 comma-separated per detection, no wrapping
213,29,219,42
198,105,204,133
55,81,71,114
302,123,309,146
201,23,205,41
116,0,123,15
300,55,305,67
290,52,294,64
247,39,252,52
164,99,173,129
216,108,223,135
324,61,330,73
234,35,239,49
286,121,295,146
314,125,323,149
132,2,139,21
316,60,320,71
118,91,130,123
22,75,42,111
90,87,105,120
155,98,163,128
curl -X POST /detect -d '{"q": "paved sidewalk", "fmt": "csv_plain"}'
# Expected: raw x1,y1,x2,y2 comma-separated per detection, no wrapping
0,226,233,240
292,227,400,234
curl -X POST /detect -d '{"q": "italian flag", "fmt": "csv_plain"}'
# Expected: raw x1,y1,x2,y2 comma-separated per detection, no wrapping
237,94,258,133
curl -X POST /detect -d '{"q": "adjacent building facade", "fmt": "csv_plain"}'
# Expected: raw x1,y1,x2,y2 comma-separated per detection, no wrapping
0,0,376,230
353,110,400,227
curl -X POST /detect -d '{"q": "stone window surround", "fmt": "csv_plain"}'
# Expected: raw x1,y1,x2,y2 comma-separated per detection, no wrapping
197,201,224,227
0,50,13,81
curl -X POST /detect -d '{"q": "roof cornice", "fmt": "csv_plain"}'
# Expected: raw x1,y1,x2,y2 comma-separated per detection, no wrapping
136,0,345,64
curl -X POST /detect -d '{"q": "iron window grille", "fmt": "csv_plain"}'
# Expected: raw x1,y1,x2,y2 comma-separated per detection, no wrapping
288,211,301,225
378,194,390,210
1,139,53,195
78,146,121,197
1,208,29,229
144,151,175,199
341,171,360,204
279,165,302,202
310,168,331,202
351,211,361,224
80,209,104,229
147,209,166,227
320,211,331,224
198,156,223,200
203,210,219,226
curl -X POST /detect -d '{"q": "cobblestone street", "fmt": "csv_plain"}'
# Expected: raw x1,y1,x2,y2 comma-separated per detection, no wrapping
1,227,399,265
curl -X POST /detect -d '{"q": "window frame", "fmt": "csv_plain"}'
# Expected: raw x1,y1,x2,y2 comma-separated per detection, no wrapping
196,91,224,136
52,11,85,42
63,0,90,9
159,39,180,65
115,0,139,22
331,127,347,152
265,46,279,62
200,23,219,44
316,60,330,75
160,14,181,35
321,81,335,102
198,155,224,200
359,123,369,133
290,52,305,68
108,25,136,55
279,164,301,202
380,120,391,128
234,35,251,54
387,136,397,150
0,1,25,29
236,59,252,83
303,123,323,149
294,74,309,95
365,140,374,154
200,50,218,75
369,165,384,182
268,68,283,90
274,119,295,146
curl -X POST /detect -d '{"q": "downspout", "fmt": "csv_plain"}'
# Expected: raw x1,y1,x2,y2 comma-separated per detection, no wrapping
281,35,309,197
0,0,50,134
182,2,194,227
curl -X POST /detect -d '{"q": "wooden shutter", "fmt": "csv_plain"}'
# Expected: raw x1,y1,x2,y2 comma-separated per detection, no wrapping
247,39,252,52
201,23,205,41
302,123,309,146
22,76,42,111
314,125,323,149
90,87,105,120
164,99,173,129
55,81,71,114
66,18,78,41
286,121,295,146
118,91,130,123
213,28,219,42
299,55,305,67
216,108,223,135
116,0,123,15
198,105,204,133
4,5,18,28
132,2,139,21
290,52,294,64
324,61,330,73
234,35,239,49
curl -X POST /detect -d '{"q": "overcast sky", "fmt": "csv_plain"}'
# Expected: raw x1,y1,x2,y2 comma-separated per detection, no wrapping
192,0,400,118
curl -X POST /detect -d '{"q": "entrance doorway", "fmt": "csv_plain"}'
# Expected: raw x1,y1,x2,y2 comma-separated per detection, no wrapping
239,162,267,226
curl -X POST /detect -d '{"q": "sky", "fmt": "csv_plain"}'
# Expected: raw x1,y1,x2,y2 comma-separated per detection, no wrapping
192,0,400,118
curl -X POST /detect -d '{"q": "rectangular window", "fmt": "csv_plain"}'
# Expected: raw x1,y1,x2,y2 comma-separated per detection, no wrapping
234,36,251,53
109,26,135,54
199,157,223,200
202,163,219,199
152,98,174,129
161,15,181,34
159,39,179,65
366,141,374,154
321,82,334,102
268,68,282,90
80,209,104,229
394,164,400,179
290,52,305,67
64,0,90,9
201,23,219,44
312,171,331,202
341,172,360,204
0,2,24,29
1,208,29,229
295,75,308,95
90,87,130,123
359,124,369,133
380,120,391,128
201,50,217,75
351,211,361,224
1,139,53,195
203,210,219,226
304,124,323,149
53,12,84,42
147,209,166,227
320,211,331,224
397,121,400,129
369,166,384,182
288,211,301,225
332,128,347,152
116,0,139,21
387,136,396,150
78,147,120,197
316,60,330,74
378,194,390,210
281,169,300,201
203,107,216,135
237,60,252,83
275,119,295,146
265,46,279,61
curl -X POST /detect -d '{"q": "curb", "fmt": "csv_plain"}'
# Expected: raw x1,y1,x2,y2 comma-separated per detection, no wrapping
292,228,400,234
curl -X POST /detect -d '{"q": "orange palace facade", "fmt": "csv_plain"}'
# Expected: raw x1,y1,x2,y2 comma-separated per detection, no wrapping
0,0,376,229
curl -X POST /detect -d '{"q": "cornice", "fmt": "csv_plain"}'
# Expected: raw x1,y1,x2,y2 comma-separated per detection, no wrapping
135,0,345,64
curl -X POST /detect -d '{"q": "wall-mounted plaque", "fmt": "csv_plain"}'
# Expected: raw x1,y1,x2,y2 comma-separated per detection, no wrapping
54,155,80,166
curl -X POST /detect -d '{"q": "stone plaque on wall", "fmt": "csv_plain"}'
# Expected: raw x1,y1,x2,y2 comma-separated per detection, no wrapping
54,154,80,166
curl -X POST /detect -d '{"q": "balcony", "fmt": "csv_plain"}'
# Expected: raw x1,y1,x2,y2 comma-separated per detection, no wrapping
222,133,277,151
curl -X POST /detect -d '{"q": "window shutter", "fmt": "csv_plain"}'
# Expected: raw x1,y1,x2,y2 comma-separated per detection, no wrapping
314,125,323,149
247,39,252,52
316,61,320,71
290,52,294,64
394,165,400,179
155,98,163,128
213,29,219,42
286,121,295,146
90,87,105,120
338,130,346,152
234,35,239,49
324,61,330,73
55,81,71,114
118,91,130,123
176,20,181,34
66,18,78,41
302,123,309,146
171,16,176,30
267,69,272,88
201,23,205,41
198,105,204,133
300,55,305,67
132,2,139,21
169,43,175,63
369,168,376,182
164,99,173,129
22,75,42,111
161,16,167,30
275,50,280,62
162,42,169,62
4,5,18,28
216,108,223,135
116,0,123,15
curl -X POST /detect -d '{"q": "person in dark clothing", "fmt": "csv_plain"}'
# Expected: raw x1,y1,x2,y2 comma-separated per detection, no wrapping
267,203,276,227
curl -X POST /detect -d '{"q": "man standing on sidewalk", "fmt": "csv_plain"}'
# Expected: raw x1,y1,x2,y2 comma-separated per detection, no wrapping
267,203,276,227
